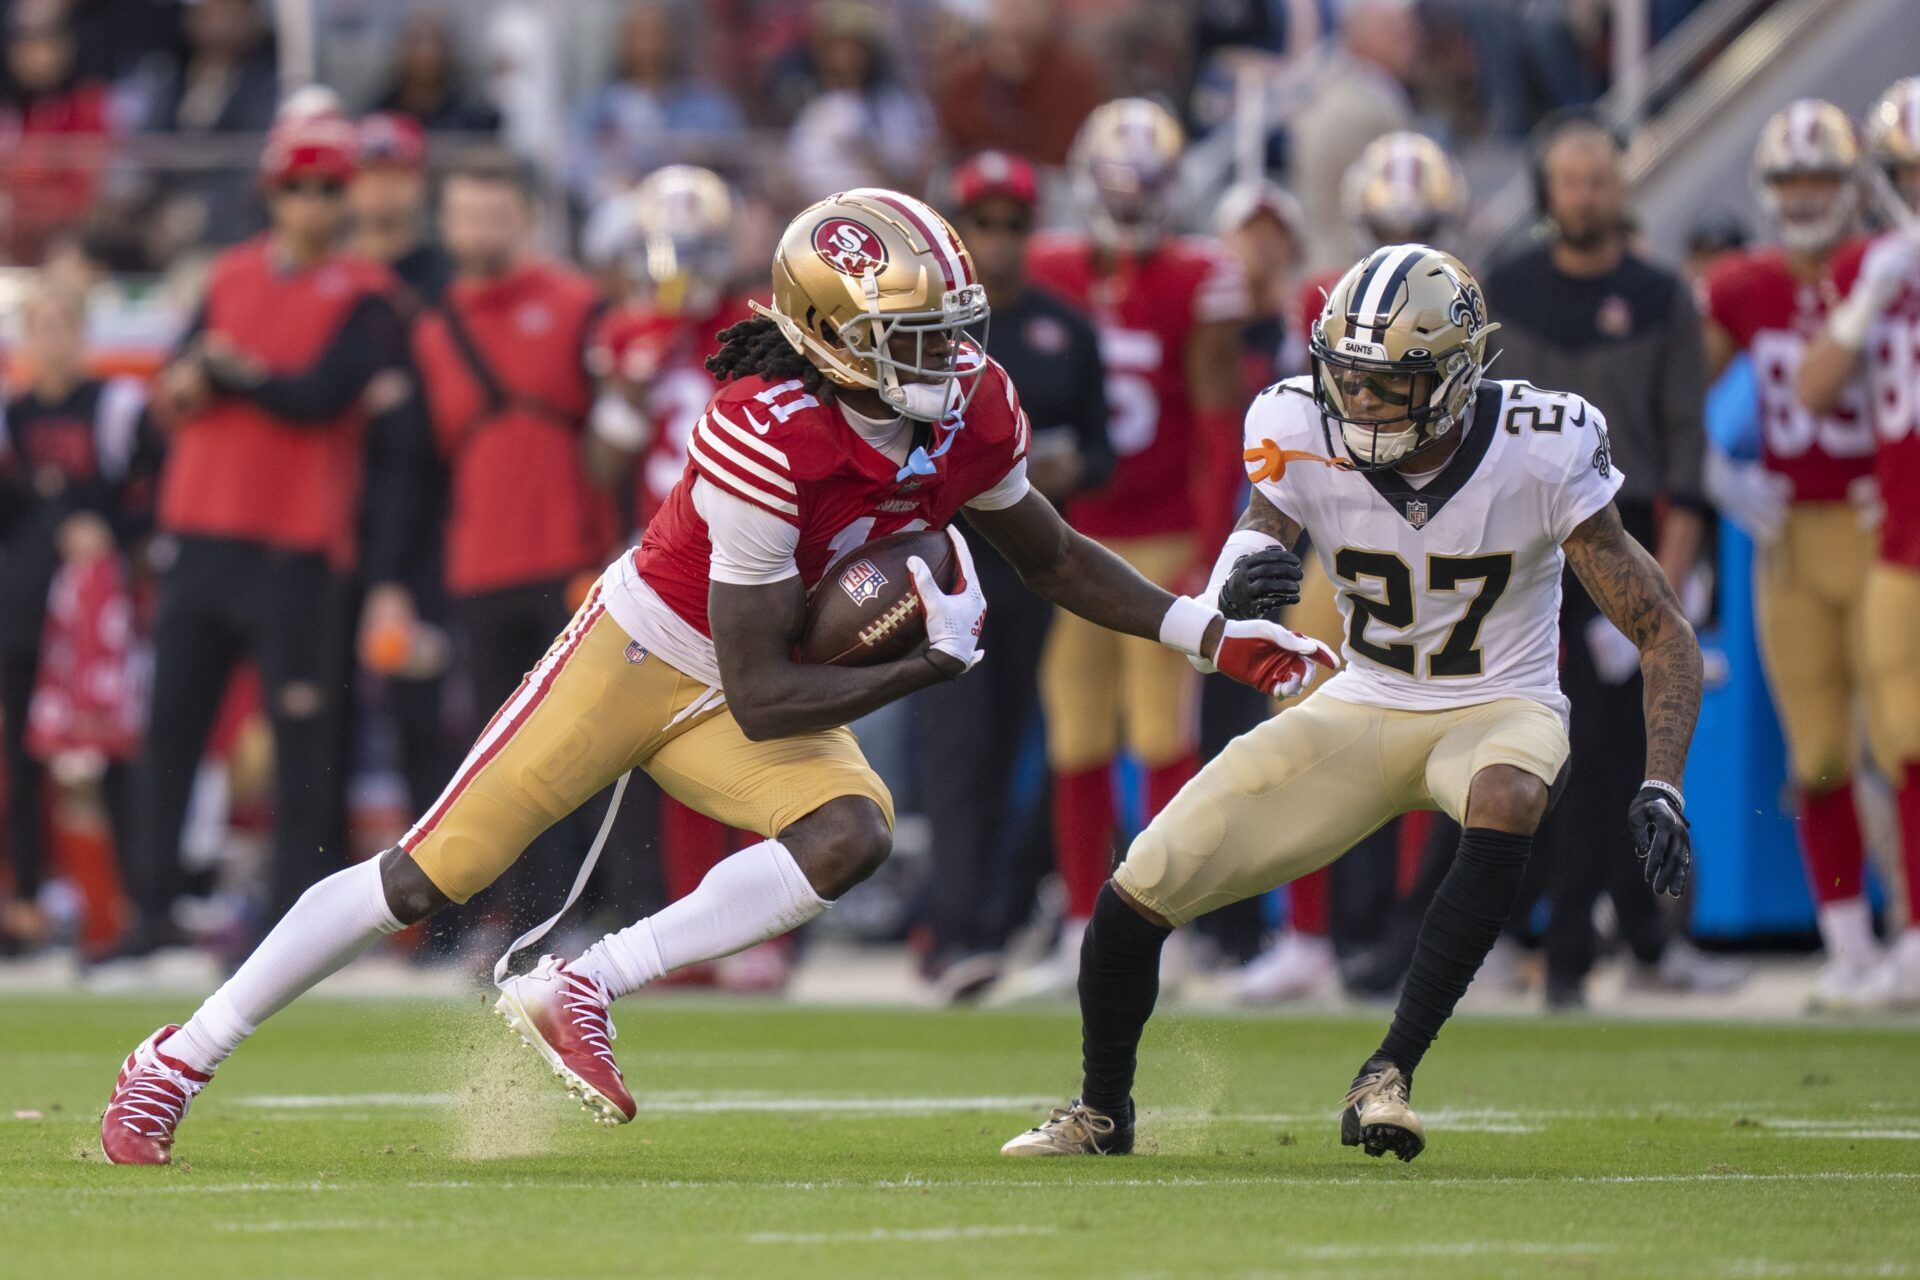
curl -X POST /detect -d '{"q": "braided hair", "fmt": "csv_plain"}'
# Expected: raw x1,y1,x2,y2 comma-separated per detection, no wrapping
706,315,832,397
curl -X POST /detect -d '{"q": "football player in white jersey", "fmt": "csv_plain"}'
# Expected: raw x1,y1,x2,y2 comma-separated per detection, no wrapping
1003,245,1704,1162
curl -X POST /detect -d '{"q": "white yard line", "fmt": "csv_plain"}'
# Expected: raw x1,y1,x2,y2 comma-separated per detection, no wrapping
1287,1241,1616,1259
214,1218,401,1233
746,1226,1057,1245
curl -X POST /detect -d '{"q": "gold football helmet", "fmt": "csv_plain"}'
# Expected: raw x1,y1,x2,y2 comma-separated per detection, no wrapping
754,187,990,421
583,166,735,314
1340,132,1468,245
1308,244,1496,470
1069,98,1185,251
1865,77,1920,211
1753,100,1861,252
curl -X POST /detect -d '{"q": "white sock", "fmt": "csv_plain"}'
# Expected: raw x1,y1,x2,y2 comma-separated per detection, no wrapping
170,857,403,1074
1815,897,1880,970
570,839,828,999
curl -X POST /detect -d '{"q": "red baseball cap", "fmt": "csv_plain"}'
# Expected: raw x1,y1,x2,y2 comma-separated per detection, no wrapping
951,151,1039,211
357,112,427,171
260,114,358,187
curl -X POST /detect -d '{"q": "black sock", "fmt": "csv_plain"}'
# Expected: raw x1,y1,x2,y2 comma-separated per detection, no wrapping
1378,826,1533,1076
1078,882,1172,1118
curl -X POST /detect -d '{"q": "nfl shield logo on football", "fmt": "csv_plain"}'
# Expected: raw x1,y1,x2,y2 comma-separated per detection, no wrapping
839,558,888,606
1405,498,1430,528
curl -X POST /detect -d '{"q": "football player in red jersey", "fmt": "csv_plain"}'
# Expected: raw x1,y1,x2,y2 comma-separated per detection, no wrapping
1010,99,1252,996
1795,78,1920,1007
1702,100,1884,1010
101,187,1334,1164
582,166,786,991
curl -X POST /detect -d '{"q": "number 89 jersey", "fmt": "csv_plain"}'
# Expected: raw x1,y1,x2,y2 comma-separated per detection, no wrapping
1247,377,1623,721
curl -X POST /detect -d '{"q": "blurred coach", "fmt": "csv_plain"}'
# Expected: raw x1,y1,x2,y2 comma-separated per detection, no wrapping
122,114,404,954
916,151,1111,998
1484,113,1740,1005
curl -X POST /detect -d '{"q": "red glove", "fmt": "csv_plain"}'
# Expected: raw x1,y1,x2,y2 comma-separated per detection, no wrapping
1209,617,1338,698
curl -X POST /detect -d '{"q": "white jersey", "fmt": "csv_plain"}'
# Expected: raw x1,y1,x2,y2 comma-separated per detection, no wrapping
1247,376,1623,722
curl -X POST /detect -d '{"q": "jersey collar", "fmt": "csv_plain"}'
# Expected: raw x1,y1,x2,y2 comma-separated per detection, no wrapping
1359,382,1504,531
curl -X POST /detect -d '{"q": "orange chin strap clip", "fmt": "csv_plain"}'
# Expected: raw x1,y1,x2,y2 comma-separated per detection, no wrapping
1242,439,1355,484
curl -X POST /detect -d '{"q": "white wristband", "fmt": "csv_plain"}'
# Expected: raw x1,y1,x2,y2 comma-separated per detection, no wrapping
1159,594,1220,659
1640,779,1684,811
1202,529,1284,610
590,391,651,450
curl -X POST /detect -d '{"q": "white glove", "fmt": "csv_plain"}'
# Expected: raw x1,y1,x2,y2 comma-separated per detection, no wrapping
909,526,988,673
1848,474,1885,533
1703,448,1790,546
1584,614,1642,686
1829,231,1920,349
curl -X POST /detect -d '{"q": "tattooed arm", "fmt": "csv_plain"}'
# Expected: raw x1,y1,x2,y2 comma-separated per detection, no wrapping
1236,486,1305,547
1563,502,1703,785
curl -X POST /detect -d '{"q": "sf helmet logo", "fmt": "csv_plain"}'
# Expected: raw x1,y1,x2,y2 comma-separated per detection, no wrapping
813,218,889,277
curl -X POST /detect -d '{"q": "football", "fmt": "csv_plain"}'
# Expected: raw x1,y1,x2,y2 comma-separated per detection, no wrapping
794,529,958,666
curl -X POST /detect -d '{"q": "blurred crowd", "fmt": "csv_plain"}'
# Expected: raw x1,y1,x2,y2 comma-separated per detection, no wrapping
4,0,1919,1015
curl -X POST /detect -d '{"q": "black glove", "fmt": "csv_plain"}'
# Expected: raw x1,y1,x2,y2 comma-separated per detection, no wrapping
1628,783,1691,897
1219,546,1305,621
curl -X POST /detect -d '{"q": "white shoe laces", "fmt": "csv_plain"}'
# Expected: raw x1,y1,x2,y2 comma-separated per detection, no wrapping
558,967,620,1070
113,1053,202,1138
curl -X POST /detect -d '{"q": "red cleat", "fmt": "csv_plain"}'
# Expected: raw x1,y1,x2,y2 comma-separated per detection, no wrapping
493,956,636,1126
101,1026,211,1165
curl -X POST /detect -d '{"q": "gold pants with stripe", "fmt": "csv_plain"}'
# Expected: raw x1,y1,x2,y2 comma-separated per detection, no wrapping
403,592,893,903
1113,694,1569,926
1753,503,1875,789
1863,559,1920,773
1039,532,1198,770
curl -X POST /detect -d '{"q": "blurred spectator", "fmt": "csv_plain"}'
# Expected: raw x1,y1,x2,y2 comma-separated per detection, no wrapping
916,151,1110,1000
406,157,612,946
61,0,186,89
1215,180,1308,393
1485,115,1737,1006
141,0,279,255
1683,214,1749,286
114,115,404,959
350,112,452,305
568,1,741,208
0,1,114,264
779,2,935,202
1290,0,1417,273
0,284,161,954
371,10,499,135
932,0,1104,167
1456,0,1597,138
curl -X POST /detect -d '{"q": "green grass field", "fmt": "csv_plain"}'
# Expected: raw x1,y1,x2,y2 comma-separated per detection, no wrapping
2,994,1916,1279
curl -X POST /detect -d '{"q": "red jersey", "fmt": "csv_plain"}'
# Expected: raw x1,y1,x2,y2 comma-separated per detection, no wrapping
609,355,1029,686
1026,233,1249,539
1832,236,1920,566
159,238,393,567
588,296,756,527
1703,243,1876,501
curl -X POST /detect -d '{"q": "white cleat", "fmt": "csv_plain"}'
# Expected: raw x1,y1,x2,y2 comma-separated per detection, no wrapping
1878,932,1920,1010
985,918,1085,1005
1623,941,1752,996
1232,931,1338,1004
1806,955,1894,1014
1001,1098,1134,1156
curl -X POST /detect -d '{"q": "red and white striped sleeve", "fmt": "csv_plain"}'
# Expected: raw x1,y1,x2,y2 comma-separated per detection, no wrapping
687,403,801,525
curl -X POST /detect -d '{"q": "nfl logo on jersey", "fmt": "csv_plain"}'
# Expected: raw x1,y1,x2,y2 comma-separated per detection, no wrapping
839,559,889,606
1405,498,1430,529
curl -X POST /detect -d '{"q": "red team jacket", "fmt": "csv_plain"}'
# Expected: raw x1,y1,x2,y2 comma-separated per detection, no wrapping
631,355,1030,642
158,238,393,568
413,259,612,597
1831,234,1920,568
1026,233,1248,541
1703,242,1876,503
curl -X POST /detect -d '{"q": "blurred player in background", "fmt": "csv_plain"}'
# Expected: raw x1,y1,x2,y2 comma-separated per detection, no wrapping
0,286,160,954
1230,133,1471,1005
1701,101,1883,1010
114,113,404,959
1007,99,1250,998
918,151,1112,1000
582,164,786,992
1795,77,1920,1006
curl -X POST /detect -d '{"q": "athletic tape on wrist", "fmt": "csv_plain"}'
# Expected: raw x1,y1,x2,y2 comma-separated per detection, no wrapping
1640,779,1684,811
1159,595,1219,658
1203,529,1283,608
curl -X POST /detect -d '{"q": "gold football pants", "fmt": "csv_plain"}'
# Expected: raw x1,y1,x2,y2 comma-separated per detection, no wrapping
403,587,893,903
1113,694,1569,926
1862,559,1920,773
